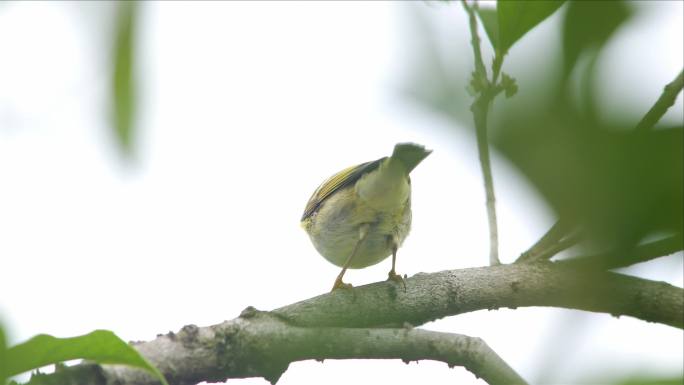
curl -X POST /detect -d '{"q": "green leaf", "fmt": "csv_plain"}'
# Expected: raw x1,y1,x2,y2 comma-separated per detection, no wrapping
610,376,684,385
6,330,168,385
495,100,684,253
476,7,500,50
1,325,7,385
112,1,137,156
497,0,566,53
562,0,631,76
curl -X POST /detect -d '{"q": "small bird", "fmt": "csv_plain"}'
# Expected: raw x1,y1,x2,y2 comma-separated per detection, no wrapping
301,143,431,292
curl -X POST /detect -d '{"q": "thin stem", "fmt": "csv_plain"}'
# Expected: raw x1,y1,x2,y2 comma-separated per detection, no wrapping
516,220,580,263
636,69,684,131
491,52,504,85
532,230,581,262
462,0,500,265
560,234,683,270
462,0,487,79
517,220,565,262
473,96,500,265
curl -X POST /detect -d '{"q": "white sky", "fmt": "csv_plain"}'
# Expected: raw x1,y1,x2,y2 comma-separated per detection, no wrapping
0,2,682,385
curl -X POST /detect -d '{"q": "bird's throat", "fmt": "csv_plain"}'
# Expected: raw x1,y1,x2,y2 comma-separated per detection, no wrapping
355,158,409,210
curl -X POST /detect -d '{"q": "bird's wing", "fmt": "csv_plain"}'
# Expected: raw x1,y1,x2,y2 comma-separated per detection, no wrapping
301,157,385,221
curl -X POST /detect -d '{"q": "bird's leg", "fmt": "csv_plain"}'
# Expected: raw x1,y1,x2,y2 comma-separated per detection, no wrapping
386,236,406,291
331,224,369,292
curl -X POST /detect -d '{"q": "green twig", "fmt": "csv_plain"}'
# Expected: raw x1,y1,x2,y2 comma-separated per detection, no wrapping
560,234,683,270
517,220,573,263
636,69,684,131
462,0,487,78
462,0,500,265
472,97,500,265
491,52,504,86
531,229,582,262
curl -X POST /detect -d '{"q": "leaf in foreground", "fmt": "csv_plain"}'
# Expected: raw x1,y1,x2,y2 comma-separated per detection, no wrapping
497,0,566,53
5,330,167,385
112,1,137,156
1,325,6,384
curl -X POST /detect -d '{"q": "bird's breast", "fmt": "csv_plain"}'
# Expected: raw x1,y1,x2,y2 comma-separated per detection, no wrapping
304,186,412,269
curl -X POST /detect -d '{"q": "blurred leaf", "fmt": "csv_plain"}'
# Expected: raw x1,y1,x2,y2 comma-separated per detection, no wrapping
476,7,499,50
609,376,684,385
494,102,683,252
497,0,566,54
1,325,6,385
404,8,471,126
6,330,168,385
562,0,631,76
112,1,137,156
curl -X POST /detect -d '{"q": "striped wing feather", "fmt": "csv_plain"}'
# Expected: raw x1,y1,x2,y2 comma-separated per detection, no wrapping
301,157,384,221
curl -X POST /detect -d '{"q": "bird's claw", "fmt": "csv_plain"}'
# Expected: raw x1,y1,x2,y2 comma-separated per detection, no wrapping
387,270,406,292
331,278,353,292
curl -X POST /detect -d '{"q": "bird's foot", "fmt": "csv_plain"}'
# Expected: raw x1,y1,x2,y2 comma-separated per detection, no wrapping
387,270,406,292
331,278,353,292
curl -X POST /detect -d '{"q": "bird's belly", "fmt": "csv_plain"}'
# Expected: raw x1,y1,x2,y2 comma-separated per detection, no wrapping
312,227,393,268
306,188,410,269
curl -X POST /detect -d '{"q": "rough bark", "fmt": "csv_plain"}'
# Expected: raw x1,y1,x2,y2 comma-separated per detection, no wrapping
24,263,683,385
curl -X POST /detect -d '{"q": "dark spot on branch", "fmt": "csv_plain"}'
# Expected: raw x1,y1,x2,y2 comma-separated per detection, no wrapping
387,282,398,301
179,324,199,347
240,306,258,318
446,281,460,312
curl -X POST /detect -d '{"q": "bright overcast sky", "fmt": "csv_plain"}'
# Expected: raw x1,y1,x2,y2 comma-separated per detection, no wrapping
0,2,682,385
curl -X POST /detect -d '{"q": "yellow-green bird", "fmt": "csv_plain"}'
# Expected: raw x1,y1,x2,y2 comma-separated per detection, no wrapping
301,143,431,291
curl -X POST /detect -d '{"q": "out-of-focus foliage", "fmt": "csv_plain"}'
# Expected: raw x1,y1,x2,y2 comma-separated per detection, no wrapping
562,0,632,78
408,0,684,260
609,376,684,385
404,8,472,127
478,0,566,54
5,330,168,385
112,1,137,156
1,325,7,385
494,0,681,255
496,109,682,254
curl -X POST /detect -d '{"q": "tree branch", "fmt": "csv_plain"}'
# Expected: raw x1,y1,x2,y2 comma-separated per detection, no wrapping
24,263,683,385
636,69,684,131
276,264,683,329
27,316,526,385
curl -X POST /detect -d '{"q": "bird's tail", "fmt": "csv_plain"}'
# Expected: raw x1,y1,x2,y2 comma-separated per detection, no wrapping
391,143,432,174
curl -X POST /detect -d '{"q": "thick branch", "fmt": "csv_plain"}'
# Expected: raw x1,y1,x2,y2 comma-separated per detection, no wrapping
27,315,526,385
24,264,682,385
636,69,684,131
276,264,683,329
